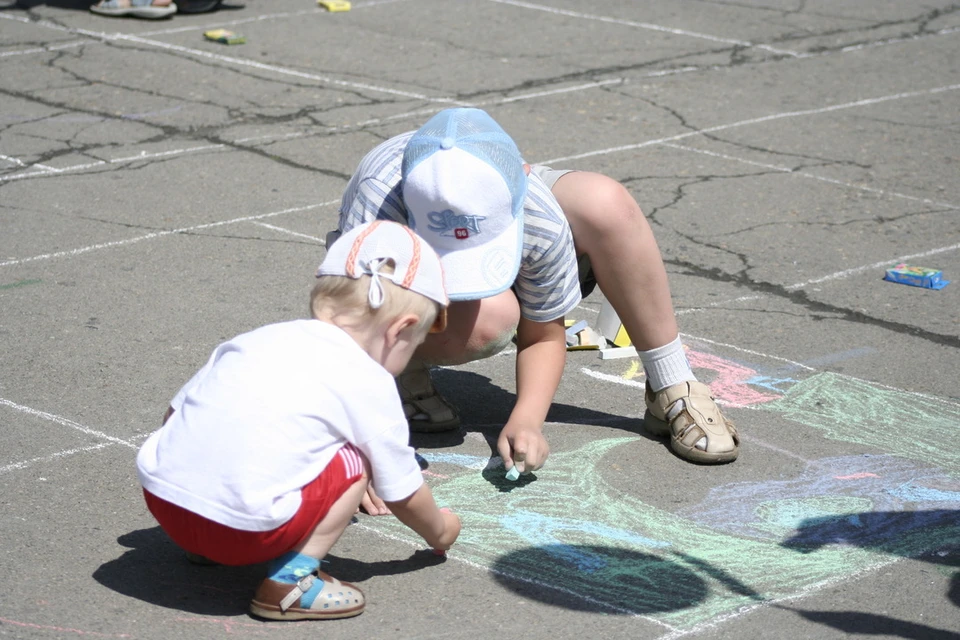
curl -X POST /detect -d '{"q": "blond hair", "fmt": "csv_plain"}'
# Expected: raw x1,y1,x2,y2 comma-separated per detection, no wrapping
310,262,439,333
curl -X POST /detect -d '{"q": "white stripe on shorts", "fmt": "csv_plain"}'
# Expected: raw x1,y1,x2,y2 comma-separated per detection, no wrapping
337,444,365,479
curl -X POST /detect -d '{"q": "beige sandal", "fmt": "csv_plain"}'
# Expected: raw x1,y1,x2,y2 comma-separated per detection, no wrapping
250,570,365,620
396,361,460,432
644,380,739,464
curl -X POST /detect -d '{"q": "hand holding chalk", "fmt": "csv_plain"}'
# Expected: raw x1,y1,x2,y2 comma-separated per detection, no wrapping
505,465,521,481
432,507,460,556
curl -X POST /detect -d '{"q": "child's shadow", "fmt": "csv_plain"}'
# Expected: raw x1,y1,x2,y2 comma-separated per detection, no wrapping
93,527,441,616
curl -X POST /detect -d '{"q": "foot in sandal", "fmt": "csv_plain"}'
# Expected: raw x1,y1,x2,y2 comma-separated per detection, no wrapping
90,0,177,18
250,569,365,620
644,380,739,464
396,360,460,433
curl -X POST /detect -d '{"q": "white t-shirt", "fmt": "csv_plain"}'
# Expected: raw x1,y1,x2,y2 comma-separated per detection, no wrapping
137,319,422,532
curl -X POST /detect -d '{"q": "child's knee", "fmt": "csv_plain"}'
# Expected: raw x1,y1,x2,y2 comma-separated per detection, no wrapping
589,179,644,231
420,290,520,364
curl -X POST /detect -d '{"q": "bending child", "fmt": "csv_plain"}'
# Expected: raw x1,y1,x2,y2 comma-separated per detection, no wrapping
137,221,461,620
335,107,739,474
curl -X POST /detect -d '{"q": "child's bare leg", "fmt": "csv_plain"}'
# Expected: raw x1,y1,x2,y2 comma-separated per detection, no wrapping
296,473,369,557
550,171,678,351
552,171,739,463
250,468,369,620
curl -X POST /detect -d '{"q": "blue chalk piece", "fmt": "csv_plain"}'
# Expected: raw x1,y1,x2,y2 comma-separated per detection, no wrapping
505,466,521,481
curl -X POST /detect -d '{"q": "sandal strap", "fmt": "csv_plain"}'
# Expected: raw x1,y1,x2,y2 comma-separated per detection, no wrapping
279,575,314,612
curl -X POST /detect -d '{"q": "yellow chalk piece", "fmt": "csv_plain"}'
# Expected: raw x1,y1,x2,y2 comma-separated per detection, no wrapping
318,0,351,11
203,29,245,45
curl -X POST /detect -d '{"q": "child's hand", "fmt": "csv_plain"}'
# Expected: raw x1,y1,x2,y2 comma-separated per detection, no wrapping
358,485,391,516
434,508,461,551
497,421,549,474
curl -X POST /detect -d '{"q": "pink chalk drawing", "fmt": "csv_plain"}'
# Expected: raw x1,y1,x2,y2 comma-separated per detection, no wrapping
0,617,132,638
685,350,781,408
835,473,880,480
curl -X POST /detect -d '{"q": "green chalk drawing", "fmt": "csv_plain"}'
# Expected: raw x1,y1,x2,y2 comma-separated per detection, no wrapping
763,372,960,475
360,437,957,628
356,364,960,629
0,279,41,290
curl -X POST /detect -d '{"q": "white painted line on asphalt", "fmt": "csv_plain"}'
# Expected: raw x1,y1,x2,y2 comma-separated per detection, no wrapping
653,557,902,640
0,443,115,475
658,142,960,212
0,397,137,450
0,13,461,104
0,201,336,268
487,0,801,57
0,80,626,182
670,240,960,316
0,0,411,58
543,83,960,164
785,243,960,289
249,221,326,244
0,144,225,183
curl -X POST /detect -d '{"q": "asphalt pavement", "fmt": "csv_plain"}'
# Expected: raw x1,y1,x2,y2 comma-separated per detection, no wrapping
1,1,958,639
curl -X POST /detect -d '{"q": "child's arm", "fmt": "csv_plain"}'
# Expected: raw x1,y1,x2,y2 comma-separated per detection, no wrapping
385,483,460,551
497,315,566,474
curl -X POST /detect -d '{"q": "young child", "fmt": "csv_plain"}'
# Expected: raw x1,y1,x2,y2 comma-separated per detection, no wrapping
335,107,739,475
136,220,462,620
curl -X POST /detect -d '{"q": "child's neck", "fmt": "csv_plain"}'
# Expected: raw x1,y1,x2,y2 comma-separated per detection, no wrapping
313,313,386,365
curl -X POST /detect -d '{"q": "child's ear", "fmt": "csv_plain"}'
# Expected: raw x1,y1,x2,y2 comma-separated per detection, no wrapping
385,313,421,347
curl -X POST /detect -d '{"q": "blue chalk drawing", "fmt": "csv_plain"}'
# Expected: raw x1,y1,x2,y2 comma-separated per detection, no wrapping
358,369,960,629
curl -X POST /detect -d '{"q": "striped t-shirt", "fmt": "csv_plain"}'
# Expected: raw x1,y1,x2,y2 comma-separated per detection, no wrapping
338,131,582,322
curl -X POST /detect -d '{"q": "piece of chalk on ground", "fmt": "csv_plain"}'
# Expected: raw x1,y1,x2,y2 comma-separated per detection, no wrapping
203,29,245,44
318,0,351,10
599,346,639,360
505,466,521,481
432,548,446,556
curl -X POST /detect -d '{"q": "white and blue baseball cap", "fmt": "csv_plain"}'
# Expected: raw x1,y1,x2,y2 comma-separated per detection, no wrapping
401,108,527,301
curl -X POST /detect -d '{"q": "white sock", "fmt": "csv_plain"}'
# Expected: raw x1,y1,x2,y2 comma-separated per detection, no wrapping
638,336,694,392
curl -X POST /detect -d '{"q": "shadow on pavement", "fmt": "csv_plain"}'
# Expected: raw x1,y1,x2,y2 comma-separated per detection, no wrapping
779,509,960,637
785,609,960,640
490,544,710,615
94,527,442,615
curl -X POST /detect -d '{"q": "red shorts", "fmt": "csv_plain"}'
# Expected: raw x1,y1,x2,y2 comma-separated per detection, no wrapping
143,444,365,566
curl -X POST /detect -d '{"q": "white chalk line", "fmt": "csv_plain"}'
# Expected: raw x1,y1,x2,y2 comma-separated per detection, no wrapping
659,142,960,212
0,397,137,450
0,143,226,184
543,82,960,165
351,520,676,625
669,239,960,317
0,79,623,184
579,330,960,407
487,0,800,57
785,243,960,289
653,556,903,640
0,442,116,475
249,221,326,244
0,201,335,268
0,12,461,105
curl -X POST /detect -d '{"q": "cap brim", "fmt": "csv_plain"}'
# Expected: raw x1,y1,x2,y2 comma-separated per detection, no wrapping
436,212,523,301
